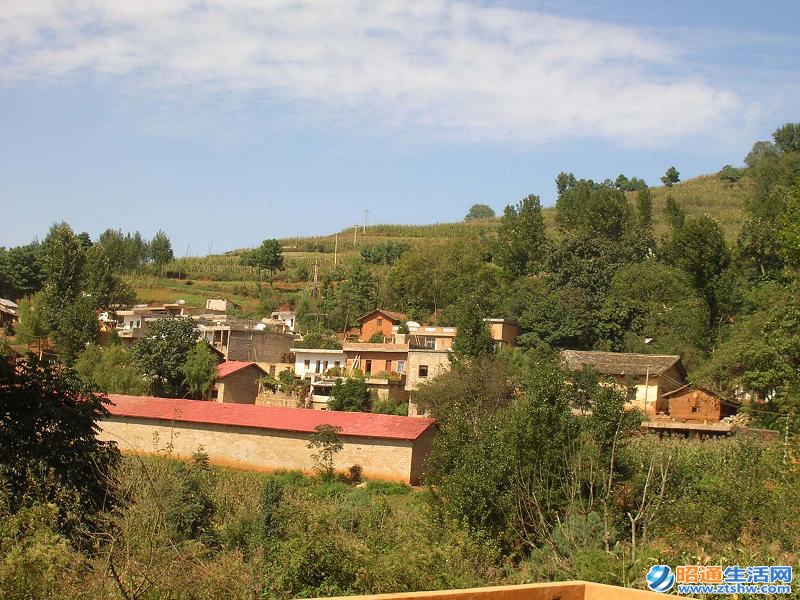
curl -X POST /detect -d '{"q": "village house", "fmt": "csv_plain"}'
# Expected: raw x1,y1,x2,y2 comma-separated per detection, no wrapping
100,395,437,485
560,350,687,417
263,307,296,333
357,309,408,342
660,385,738,423
0,298,19,332
198,318,295,364
292,347,346,378
209,360,268,404
205,298,241,313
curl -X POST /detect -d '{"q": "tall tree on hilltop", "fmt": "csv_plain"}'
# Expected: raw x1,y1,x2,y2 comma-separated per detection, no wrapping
464,204,496,220
149,230,174,269
496,194,547,278
661,166,680,187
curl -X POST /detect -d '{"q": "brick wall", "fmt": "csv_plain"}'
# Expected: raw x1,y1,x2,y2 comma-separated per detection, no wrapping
359,315,396,342
217,367,261,404
668,389,733,422
98,417,431,484
227,330,295,362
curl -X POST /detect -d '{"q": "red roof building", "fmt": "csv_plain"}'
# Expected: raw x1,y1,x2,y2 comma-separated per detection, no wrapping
106,394,435,441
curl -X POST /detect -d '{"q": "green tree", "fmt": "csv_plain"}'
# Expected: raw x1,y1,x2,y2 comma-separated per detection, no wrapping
777,185,800,268
663,215,730,324
664,195,685,230
495,194,547,277
83,245,135,308
744,140,780,168
660,166,680,187
737,217,784,276
636,187,653,231
450,298,494,362
464,204,496,220
14,294,49,355
773,123,800,153
0,242,44,301
241,239,284,286
556,182,633,241
328,377,371,412
74,343,147,395
149,230,174,268
132,317,198,397
0,355,120,528
718,164,743,187
307,424,344,480
182,342,218,399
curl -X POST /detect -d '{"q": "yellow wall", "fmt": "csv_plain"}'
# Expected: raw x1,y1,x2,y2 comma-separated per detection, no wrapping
99,416,430,484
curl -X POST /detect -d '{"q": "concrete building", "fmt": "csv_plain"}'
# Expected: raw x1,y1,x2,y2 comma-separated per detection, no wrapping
0,298,18,331
265,308,296,333
485,318,519,348
560,350,687,417
101,395,437,484
199,320,295,363
292,347,346,378
210,361,268,404
206,298,241,313
343,343,408,377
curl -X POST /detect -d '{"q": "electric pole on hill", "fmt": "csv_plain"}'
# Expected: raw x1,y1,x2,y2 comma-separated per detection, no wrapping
363,209,369,233
334,233,338,265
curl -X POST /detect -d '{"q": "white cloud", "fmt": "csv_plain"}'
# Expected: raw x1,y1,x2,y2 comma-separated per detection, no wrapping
0,0,742,145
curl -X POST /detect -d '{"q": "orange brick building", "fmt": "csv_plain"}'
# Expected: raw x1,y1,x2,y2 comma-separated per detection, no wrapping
357,309,408,342
661,385,738,422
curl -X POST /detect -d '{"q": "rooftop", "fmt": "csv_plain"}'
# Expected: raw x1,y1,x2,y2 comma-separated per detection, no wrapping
560,350,686,378
106,395,435,441
216,361,267,379
357,308,408,323
343,343,409,353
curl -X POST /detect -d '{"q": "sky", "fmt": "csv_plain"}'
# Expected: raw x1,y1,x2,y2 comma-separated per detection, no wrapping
1,0,798,253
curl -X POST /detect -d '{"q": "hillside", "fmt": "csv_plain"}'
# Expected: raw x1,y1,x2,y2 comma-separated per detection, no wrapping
130,172,749,311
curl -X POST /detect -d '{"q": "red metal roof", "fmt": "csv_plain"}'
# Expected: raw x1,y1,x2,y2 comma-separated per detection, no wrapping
105,394,436,441
216,361,267,378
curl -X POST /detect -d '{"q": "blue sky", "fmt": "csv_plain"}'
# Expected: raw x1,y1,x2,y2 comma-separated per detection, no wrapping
1,0,798,253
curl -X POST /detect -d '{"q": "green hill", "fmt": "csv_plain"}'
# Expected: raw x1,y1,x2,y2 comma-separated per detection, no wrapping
130,172,750,312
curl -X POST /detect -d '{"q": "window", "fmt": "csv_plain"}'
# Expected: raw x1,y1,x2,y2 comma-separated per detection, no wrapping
418,365,428,378
385,360,392,372
424,336,435,350
334,361,340,368
304,359,310,369
211,389,218,399
315,361,321,373
691,404,700,413
377,317,383,327
365,359,372,374
397,360,405,373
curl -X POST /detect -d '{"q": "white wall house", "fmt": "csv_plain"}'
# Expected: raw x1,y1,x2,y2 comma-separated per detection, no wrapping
291,348,346,379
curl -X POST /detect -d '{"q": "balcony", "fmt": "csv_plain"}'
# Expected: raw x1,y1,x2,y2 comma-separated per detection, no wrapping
314,581,663,600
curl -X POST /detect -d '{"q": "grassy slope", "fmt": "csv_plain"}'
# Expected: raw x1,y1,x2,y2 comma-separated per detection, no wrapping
131,173,749,309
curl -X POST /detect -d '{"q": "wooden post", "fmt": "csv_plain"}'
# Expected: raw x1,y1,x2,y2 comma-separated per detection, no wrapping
643,367,650,417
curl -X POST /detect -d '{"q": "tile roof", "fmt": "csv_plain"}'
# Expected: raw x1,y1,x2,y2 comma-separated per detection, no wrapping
560,350,686,378
216,361,267,379
105,394,436,441
356,309,408,323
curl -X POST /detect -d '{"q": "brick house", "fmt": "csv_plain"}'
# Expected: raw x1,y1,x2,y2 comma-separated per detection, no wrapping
661,385,738,422
357,309,408,342
210,361,268,404
560,350,687,417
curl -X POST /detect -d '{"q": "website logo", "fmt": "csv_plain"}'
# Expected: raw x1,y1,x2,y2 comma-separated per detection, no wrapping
646,564,675,593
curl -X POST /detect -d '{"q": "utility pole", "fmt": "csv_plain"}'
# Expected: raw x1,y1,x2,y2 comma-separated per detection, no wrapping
643,367,650,418
363,209,369,233
334,233,338,266
353,223,358,246
312,259,319,297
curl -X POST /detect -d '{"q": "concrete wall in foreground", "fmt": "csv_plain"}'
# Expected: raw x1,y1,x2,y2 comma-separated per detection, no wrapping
98,417,430,484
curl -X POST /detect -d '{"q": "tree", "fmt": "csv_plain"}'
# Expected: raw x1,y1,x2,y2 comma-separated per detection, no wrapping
0,242,45,301
149,230,174,268
450,298,494,362
182,342,218,399
660,166,680,187
718,164,743,187
464,204,496,220
75,343,148,395
744,140,780,168
495,194,547,277
664,196,685,230
773,123,800,153
241,239,284,285
307,424,344,480
556,181,633,241
737,217,784,276
15,294,49,355
636,188,653,230
664,216,730,324
328,377,371,412
777,185,800,268
0,355,120,527
132,317,198,397
83,245,135,308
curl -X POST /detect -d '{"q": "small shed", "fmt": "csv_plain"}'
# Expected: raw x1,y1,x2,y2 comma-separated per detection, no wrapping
211,361,268,405
661,385,738,422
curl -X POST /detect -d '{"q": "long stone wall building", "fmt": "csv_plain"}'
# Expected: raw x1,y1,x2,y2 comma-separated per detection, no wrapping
100,395,436,484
